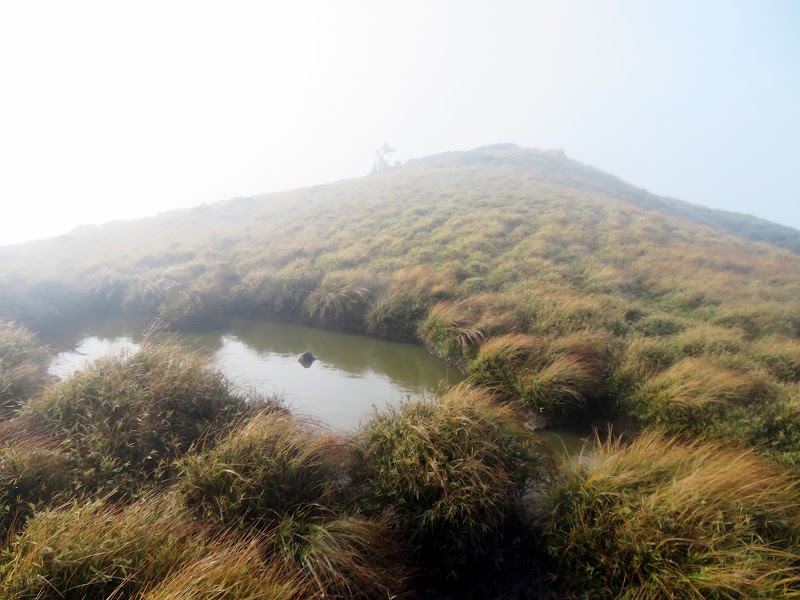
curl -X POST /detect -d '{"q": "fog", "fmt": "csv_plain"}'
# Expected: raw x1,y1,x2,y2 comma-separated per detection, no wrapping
1,0,798,245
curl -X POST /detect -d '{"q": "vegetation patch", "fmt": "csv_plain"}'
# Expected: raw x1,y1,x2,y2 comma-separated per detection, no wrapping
355,384,553,579
469,332,613,419
0,320,50,415
20,340,267,496
181,410,407,599
539,430,800,599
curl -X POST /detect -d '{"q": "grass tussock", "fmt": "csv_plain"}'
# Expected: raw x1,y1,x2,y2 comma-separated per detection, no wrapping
753,337,800,382
470,332,611,418
419,301,488,366
303,269,378,329
539,430,800,599
0,428,78,539
355,384,553,577
181,410,407,598
0,495,293,600
20,339,264,495
0,320,50,414
141,538,300,600
629,357,770,431
181,411,342,530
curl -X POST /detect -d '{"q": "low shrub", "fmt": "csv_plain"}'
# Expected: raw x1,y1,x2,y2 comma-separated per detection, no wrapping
539,430,800,598
355,384,553,578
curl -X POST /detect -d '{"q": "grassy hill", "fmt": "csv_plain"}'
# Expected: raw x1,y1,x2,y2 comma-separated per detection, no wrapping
2,144,800,598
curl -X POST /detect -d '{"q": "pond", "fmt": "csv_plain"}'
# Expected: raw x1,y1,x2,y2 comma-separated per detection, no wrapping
45,317,591,452
47,317,463,431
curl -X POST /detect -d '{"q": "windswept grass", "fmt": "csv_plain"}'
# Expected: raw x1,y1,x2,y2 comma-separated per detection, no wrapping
355,384,553,578
629,357,771,432
0,494,299,600
0,320,50,414
181,411,343,530
470,332,611,418
419,300,488,366
141,538,300,600
4,145,800,594
19,340,268,495
539,430,800,599
753,337,800,383
0,427,78,539
180,410,407,598
303,269,378,330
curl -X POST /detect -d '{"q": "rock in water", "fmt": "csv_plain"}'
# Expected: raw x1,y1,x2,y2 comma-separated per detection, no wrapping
298,351,317,367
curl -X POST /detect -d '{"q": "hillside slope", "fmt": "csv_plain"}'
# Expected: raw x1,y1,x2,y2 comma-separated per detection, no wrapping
2,144,799,335
3,144,800,598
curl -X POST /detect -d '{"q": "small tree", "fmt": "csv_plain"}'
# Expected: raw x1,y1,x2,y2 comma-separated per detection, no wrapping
372,143,397,172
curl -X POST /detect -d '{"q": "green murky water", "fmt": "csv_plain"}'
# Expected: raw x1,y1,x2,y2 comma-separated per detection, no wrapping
46,317,588,451
47,317,462,431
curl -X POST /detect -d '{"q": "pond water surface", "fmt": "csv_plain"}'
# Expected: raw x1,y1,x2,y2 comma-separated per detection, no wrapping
46,317,590,452
47,318,463,431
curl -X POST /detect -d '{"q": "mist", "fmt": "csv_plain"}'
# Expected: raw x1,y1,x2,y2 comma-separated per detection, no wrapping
1,0,798,245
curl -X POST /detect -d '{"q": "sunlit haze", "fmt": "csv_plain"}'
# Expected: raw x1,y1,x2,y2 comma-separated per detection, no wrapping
1,0,798,246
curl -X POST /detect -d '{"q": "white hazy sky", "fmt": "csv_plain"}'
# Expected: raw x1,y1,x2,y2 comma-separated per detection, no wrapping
1,0,798,246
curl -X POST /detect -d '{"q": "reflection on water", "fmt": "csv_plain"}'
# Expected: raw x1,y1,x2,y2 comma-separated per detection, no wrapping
47,318,463,431
533,429,590,457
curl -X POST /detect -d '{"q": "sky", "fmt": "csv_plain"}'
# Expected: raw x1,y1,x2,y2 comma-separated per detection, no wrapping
1,0,798,246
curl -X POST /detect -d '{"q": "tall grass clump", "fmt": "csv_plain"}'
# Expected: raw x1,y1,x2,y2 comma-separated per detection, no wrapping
355,384,553,578
0,320,50,414
0,427,78,538
181,411,406,599
181,411,343,529
539,430,800,599
237,264,321,317
140,538,301,600
753,337,800,383
303,269,377,330
20,340,258,495
0,494,298,600
469,333,610,419
419,301,487,368
627,357,771,433
366,266,456,341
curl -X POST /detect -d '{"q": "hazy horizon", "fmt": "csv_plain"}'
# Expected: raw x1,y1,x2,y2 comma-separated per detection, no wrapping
2,0,798,246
